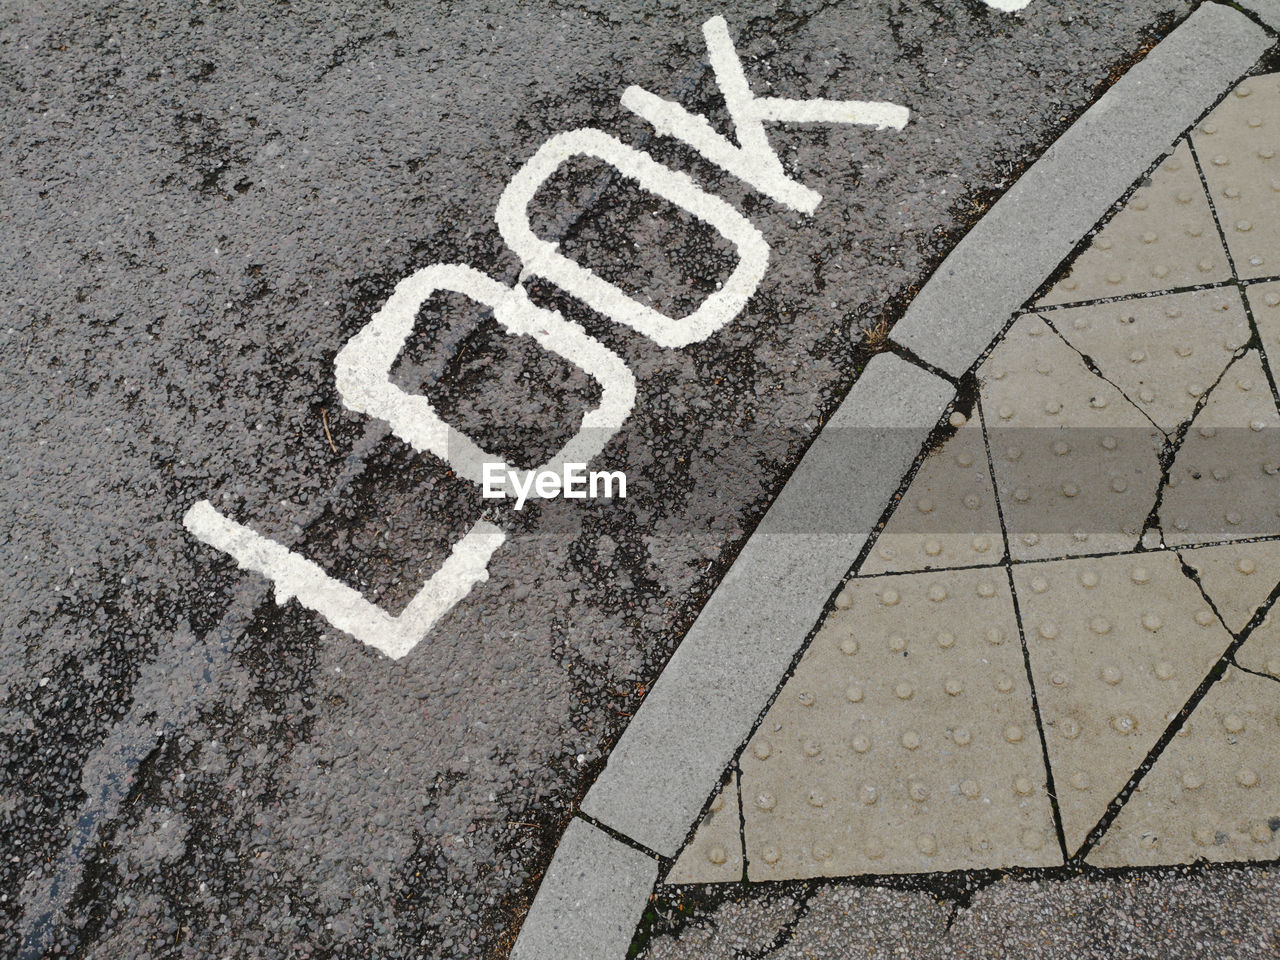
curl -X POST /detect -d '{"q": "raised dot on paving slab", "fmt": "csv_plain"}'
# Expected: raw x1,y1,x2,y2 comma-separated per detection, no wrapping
979,315,1162,562
859,410,1004,575
740,568,1058,880
1088,668,1280,867
664,773,743,884
1038,140,1231,305
1159,351,1280,546
1192,75,1280,280
1012,551,1235,855
1179,540,1280,633
1046,290,1250,434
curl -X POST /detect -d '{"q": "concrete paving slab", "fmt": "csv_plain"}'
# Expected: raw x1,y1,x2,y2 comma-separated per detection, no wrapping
858,412,1004,576
1160,351,1280,545
1239,0,1280,31
1246,281,1280,387
1192,74,1280,280
1012,551,1235,855
1038,141,1231,306
1046,289,1250,434
1236,610,1280,678
1180,539,1280,632
891,4,1272,375
664,775,743,886
979,314,1163,562
1087,667,1280,868
511,818,657,960
740,568,1058,880
581,354,954,858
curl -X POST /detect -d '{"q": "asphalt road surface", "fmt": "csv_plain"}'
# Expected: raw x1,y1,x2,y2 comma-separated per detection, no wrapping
1,1,1246,957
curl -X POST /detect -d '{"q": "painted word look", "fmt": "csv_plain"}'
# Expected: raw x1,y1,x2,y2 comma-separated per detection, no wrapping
184,16,909,658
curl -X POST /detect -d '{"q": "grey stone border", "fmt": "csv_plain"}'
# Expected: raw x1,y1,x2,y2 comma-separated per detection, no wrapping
1240,0,1280,32
580,352,954,856
891,2,1272,376
510,5,1277,957
511,818,659,960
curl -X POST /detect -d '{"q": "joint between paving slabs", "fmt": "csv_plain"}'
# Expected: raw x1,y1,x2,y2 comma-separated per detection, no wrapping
968,321,1272,862
966,263,1273,860
882,340,962,388
576,811,666,866
1234,2,1280,36
1140,349,1251,544
1177,556,1233,633
1220,572,1280,685
1033,278,1253,555
1020,130,1189,312
1240,285,1280,412
1186,130,1280,413
1027,277,1245,315
973,390,1014,567
663,386,972,866
733,758,749,885
1015,60,1269,322
1073,572,1280,861
1025,272,1280,317
1230,661,1280,687
1037,311,1169,438
1003,561,1072,862
968,391,1068,860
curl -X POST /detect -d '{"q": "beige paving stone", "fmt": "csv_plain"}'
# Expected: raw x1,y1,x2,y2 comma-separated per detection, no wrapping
1179,539,1280,632
1087,667,1280,868
1192,74,1280,280
740,569,1059,881
1160,351,1280,546
665,774,743,885
1236,610,1280,679
1047,289,1250,434
979,315,1163,562
859,413,1003,575
1246,281,1280,387
1012,551,1235,855
1038,140,1231,305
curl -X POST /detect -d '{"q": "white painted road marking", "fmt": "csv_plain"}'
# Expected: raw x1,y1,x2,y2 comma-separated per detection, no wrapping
183,501,505,659
496,127,770,349
186,13,910,657
334,262,636,489
622,16,909,216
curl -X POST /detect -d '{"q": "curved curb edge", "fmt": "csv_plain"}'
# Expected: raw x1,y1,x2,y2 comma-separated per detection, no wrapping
511,4,1277,957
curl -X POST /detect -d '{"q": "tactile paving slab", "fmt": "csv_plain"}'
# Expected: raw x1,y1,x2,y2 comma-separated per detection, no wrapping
979,315,1163,562
1087,667,1280,867
1179,539,1280,632
1038,140,1231,305
664,774,743,885
859,413,1004,576
1160,351,1280,545
673,72,1280,892
1011,551,1235,854
739,569,1059,880
1046,289,1250,434
1192,74,1280,280
1247,281,1280,388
